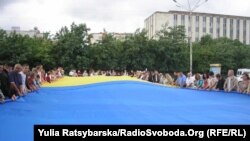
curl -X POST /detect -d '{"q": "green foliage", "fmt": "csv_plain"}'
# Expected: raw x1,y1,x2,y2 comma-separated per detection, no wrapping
156,25,188,72
0,29,54,69
192,35,250,74
88,32,123,70
1,23,250,75
51,23,90,71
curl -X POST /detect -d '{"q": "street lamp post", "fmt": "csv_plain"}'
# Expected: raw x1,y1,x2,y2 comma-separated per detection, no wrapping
172,0,208,74
189,10,193,74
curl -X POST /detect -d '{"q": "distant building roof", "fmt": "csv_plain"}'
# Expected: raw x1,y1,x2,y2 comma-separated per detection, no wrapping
5,26,44,38
145,10,250,21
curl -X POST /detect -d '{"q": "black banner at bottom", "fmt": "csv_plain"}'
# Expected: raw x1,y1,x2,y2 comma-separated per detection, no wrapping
34,125,249,140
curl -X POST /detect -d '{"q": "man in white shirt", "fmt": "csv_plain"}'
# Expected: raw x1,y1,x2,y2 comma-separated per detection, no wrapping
186,72,195,88
224,70,238,92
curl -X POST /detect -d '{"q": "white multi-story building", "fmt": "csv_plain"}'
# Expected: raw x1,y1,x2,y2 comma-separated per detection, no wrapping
6,26,44,38
145,10,250,44
90,32,131,44
90,33,103,44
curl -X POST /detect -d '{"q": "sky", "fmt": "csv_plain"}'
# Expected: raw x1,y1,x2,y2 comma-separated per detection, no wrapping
0,0,249,34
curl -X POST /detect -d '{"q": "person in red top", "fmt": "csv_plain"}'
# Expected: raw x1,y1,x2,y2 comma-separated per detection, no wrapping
202,73,209,89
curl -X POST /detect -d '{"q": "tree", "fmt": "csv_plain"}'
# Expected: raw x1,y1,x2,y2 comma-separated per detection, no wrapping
121,29,149,70
156,25,188,72
51,23,90,71
193,35,250,74
0,29,55,69
1,23,250,75
200,34,213,46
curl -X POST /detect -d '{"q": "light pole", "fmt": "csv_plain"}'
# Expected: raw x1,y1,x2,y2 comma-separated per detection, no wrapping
172,0,208,74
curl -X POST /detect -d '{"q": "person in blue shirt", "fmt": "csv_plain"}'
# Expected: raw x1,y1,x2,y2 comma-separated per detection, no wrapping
176,72,187,88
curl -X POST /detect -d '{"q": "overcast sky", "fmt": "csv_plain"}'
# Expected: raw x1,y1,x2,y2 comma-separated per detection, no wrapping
0,0,249,34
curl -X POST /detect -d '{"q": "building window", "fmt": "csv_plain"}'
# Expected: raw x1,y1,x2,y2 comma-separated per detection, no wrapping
196,15,199,41
188,15,191,32
230,19,233,39
196,27,199,32
196,17,199,27
217,29,220,38
243,20,247,44
174,14,178,26
210,28,213,34
203,16,206,26
203,16,206,33
210,17,213,34
223,18,227,37
203,28,206,33
236,19,240,40
216,17,220,37
151,16,154,38
196,16,199,23
181,15,185,25
195,16,199,39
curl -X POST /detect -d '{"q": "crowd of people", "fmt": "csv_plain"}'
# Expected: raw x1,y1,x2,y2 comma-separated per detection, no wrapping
69,69,129,77
0,64,64,103
135,69,250,94
1,66,249,104
46,67,64,83
69,69,250,95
